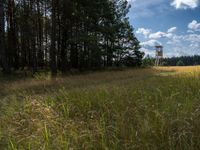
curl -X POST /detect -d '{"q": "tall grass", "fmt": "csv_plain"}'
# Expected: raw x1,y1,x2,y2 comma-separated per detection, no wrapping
0,67,200,149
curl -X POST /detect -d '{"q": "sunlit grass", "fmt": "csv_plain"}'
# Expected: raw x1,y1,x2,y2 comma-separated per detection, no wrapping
1,66,200,149
156,65,200,73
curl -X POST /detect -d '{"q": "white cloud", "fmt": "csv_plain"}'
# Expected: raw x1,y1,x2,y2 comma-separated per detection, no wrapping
171,0,199,9
149,31,166,39
136,28,151,38
168,27,177,33
186,34,200,42
149,31,174,39
141,40,162,48
166,33,200,56
138,27,176,39
171,34,200,43
188,20,200,31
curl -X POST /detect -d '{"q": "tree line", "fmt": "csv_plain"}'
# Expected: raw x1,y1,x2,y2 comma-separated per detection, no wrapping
162,55,200,66
142,55,200,67
0,0,144,75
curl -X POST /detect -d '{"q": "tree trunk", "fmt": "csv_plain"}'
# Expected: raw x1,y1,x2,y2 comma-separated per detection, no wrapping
50,0,57,75
0,0,11,73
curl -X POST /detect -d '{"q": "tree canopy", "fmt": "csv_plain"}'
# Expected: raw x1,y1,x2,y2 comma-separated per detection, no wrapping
0,0,144,74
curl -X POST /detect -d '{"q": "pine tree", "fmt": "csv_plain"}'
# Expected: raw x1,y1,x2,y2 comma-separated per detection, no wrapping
0,0,144,74
50,0,57,75
0,0,11,73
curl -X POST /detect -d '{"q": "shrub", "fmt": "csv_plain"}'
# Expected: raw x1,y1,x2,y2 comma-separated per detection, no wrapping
176,60,185,66
142,58,154,67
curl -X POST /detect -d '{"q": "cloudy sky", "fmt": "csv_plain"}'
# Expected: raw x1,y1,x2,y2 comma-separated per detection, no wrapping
127,0,200,57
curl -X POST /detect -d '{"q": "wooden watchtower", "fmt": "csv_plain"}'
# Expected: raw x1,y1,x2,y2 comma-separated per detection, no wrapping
155,45,163,66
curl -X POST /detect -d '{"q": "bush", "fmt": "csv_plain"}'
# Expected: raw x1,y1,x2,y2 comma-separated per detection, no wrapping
176,60,185,66
161,61,168,66
142,58,154,67
121,50,144,67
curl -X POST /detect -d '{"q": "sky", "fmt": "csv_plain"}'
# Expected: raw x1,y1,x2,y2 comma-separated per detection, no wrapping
127,0,200,57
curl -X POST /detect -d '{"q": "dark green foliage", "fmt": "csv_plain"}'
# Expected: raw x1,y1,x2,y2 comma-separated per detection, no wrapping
121,50,144,67
142,57,154,67
176,60,185,66
0,0,144,74
163,55,200,66
161,61,168,66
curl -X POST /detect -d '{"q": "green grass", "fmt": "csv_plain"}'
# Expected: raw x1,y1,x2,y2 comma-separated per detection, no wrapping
0,67,200,149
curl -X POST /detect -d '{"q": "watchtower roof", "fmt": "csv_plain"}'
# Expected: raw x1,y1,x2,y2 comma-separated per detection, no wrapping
155,45,163,48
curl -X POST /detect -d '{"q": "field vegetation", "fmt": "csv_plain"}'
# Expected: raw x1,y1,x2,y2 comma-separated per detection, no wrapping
0,66,200,149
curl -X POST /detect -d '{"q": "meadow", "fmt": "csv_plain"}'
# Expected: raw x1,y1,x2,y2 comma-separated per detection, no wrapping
0,66,200,149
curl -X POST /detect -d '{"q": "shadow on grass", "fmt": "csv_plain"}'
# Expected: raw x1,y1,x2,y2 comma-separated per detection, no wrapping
0,68,177,99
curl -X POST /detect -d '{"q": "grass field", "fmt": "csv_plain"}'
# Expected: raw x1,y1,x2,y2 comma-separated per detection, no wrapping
0,66,200,149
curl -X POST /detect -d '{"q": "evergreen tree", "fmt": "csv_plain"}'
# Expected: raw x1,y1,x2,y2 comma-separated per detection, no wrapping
0,0,144,74
0,0,11,73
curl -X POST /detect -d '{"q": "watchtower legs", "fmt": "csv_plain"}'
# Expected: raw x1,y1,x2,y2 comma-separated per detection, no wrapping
155,57,162,66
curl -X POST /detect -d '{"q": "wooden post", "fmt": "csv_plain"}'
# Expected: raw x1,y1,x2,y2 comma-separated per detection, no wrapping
155,46,163,66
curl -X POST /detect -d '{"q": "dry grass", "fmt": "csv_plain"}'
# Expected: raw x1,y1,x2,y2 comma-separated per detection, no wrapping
0,66,200,149
156,65,200,73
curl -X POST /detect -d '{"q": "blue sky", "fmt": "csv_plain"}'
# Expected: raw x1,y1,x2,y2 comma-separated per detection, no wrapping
127,0,200,57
